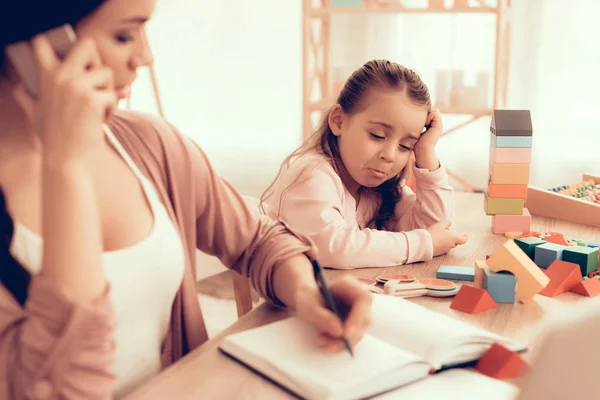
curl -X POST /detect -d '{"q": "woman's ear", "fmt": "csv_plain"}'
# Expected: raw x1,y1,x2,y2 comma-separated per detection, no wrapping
328,104,344,137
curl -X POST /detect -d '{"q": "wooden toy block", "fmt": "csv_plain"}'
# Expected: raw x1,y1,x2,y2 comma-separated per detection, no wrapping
492,209,531,234
475,343,528,380
588,270,600,279
436,265,475,281
490,110,533,136
482,269,516,303
562,246,599,277
487,240,550,303
519,231,541,238
450,285,497,314
493,134,533,148
490,163,530,185
504,231,522,239
514,236,546,260
487,182,528,199
474,260,487,288
534,242,567,269
539,260,582,297
543,234,568,246
569,279,600,297
489,147,532,164
484,194,524,215
330,0,362,6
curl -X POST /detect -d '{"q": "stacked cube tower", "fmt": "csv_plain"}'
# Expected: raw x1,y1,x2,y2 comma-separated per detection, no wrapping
485,110,533,234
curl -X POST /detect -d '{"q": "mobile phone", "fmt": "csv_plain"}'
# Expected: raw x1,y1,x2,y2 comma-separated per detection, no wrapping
4,24,77,98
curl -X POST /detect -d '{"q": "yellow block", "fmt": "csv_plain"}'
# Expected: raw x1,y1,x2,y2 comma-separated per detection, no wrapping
474,260,487,289
490,163,531,185
486,240,550,303
484,193,525,215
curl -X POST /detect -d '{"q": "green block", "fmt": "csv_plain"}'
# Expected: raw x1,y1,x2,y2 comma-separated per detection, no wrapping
514,237,546,260
562,246,599,277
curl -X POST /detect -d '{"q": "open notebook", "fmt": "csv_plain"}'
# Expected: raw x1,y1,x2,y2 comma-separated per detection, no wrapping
219,294,526,400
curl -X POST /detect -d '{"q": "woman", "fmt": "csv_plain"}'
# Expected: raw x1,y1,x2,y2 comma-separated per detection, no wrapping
0,1,372,398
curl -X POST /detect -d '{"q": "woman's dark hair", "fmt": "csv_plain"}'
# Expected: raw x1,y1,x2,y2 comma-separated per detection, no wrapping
0,1,105,71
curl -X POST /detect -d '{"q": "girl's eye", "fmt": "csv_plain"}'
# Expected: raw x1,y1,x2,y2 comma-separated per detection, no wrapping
370,132,384,140
399,144,412,151
116,34,134,43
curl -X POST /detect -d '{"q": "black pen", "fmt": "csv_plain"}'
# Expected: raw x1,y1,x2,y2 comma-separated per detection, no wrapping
311,259,354,357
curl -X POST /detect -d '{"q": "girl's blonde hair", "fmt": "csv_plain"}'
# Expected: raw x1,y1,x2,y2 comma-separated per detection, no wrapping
261,59,431,229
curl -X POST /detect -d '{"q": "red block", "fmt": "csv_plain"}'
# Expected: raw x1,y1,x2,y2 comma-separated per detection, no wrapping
476,343,528,379
569,279,600,297
544,234,568,246
539,260,582,297
519,231,541,238
450,286,497,314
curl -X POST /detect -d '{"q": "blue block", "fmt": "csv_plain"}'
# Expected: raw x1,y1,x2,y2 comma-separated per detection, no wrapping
534,242,567,269
482,268,516,303
492,133,533,148
436,265,475,281
589,243,600,249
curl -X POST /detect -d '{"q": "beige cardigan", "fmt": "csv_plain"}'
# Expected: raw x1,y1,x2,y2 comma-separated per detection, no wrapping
0,110,313,399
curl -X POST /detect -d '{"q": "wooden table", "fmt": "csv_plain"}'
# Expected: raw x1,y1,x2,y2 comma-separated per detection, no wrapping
126,192,600,399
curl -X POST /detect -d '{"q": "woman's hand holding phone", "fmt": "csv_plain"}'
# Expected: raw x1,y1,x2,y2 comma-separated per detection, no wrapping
13,34,117,164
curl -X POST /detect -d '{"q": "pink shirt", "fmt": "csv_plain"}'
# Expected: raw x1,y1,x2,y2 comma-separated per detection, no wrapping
265,153,454,269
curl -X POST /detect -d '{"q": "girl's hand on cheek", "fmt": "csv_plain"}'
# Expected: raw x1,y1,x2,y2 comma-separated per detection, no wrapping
414,109,443,171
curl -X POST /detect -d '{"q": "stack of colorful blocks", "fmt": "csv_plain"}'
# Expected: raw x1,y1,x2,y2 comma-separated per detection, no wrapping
485,110,533,234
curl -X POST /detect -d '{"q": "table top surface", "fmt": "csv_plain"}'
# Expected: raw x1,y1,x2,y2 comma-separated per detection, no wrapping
126,192,600,399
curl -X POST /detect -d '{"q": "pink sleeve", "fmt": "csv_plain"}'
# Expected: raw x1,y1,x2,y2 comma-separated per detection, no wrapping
270,163,433,269
393,163,455,232
182,138,314,306
0,275,116,399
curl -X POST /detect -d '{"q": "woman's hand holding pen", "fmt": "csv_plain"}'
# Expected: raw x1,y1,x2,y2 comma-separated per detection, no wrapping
295,275,372,353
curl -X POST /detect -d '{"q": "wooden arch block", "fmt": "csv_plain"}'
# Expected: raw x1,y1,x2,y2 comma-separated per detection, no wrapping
486,240,550,303
450,285,497,314
476,343,528,379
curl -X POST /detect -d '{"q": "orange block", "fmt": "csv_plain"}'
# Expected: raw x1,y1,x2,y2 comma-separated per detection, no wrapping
474,260,487,288
450,285,497,314
492,209,531,234
486,240,550,303
490,163,530,185
488,182,528,199
539,260,582,297
569,279,600,297
476,343,528,379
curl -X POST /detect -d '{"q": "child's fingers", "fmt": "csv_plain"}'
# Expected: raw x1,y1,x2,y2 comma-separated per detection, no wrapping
454,233,468,245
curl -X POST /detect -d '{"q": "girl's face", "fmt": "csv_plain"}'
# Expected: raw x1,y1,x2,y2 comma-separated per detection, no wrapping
76,0,156,99
330,89,429,195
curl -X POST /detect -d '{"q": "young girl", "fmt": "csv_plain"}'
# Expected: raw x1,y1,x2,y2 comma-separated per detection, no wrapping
0,1,372,398
261,60,467,270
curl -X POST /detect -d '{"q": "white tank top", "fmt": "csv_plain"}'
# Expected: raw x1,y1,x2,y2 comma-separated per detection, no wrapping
9,126,186,398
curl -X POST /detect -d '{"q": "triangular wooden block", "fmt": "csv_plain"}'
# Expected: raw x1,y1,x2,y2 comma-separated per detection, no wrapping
540,260,583,297
450,285,497,314
476,343,528,379
544,234,568,246
569,279,600,297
